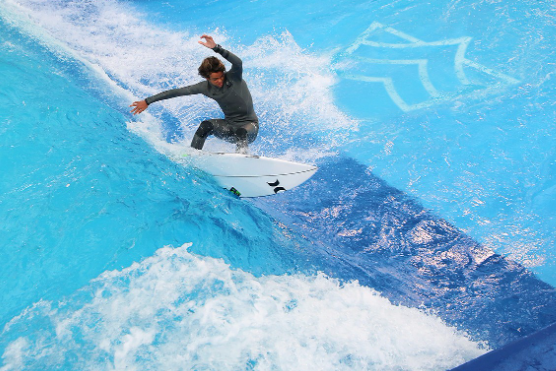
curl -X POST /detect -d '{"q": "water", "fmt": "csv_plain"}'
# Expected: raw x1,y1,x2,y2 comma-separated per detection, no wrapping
1,0,555,369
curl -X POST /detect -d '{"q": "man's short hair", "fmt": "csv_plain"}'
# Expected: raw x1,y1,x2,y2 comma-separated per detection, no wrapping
198,57,226,79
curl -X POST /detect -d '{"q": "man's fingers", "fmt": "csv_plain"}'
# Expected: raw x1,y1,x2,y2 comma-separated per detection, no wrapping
130,103,143,115
199,34,213,43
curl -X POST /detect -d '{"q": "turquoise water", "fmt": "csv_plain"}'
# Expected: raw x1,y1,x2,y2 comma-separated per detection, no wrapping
1,0,556,369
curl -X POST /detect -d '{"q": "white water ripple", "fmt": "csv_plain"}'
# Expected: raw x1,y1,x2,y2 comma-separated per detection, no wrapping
1,243,486,371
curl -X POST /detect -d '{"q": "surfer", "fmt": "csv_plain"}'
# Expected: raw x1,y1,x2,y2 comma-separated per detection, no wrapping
130,35,258,153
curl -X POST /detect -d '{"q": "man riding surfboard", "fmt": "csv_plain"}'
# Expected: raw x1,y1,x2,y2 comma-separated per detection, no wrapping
130,35,258,154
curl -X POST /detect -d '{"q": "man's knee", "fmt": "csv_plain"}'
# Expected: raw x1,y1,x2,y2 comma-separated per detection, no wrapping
235,127,248,139
242,123,258,144
195,120,214,138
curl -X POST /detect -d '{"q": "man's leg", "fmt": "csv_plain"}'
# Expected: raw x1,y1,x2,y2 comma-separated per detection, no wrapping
234,128,249,154
212,120,241,150
210,120,259,153
234,123,259,154
190,120,214,150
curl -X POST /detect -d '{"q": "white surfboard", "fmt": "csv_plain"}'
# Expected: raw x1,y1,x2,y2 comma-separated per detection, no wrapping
191,152,318,198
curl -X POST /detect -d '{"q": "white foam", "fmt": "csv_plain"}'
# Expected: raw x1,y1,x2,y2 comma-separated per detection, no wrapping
1,244,486,371
241,31,356,133
0,338,28,371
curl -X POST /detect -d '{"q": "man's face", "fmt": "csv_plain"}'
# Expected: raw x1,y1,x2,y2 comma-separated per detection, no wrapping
208,72,225,88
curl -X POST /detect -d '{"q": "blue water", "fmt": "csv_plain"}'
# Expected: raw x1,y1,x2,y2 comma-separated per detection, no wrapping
1,0,556,369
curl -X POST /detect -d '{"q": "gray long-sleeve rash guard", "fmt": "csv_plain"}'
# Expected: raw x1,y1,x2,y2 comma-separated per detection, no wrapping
144,45,258,127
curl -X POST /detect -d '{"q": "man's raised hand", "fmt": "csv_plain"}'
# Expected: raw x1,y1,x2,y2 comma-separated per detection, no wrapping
199,34,217,49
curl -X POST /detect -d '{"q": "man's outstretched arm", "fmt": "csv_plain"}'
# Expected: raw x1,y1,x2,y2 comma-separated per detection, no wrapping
130,82,205,115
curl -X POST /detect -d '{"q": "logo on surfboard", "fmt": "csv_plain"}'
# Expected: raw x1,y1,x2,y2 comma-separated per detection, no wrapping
267,179,286,194
228,179,286,197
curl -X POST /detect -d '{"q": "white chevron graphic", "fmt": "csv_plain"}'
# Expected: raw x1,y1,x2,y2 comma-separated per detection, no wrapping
341,22,520,112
